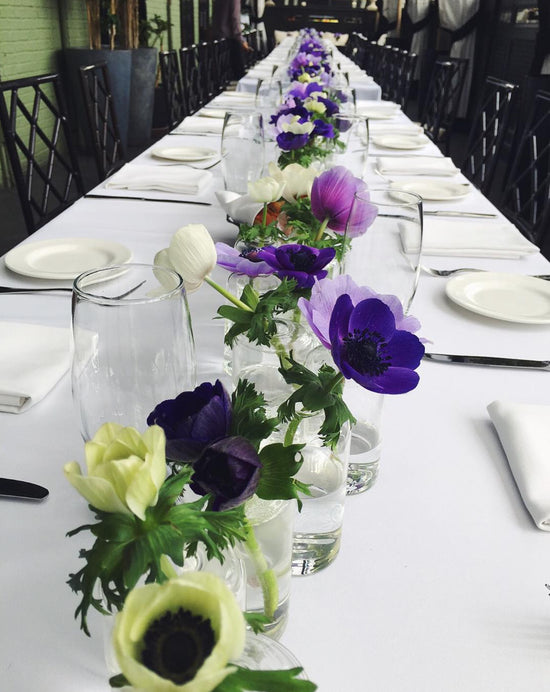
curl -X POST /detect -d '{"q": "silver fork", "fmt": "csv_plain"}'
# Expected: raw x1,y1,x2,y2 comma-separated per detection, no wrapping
421,266,550,280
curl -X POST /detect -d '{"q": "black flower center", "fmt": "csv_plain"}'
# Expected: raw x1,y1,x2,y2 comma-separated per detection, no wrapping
343,328,391,376
140,608,215,684
287,247,315,270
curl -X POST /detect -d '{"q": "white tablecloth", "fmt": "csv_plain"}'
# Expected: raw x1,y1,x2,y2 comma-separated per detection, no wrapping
1,56,550,692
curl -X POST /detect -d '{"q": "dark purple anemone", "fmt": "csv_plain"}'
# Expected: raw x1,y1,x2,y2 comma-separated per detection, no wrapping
276,131,311,151
312,119,335,139
255,244,336,289
329,294,424,394
190,436,262,511
147,380,231,461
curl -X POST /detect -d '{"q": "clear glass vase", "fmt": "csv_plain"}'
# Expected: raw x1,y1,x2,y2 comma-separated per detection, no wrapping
238,496,296,640
231,319,316,415
223,271,279,376
292,423,351,576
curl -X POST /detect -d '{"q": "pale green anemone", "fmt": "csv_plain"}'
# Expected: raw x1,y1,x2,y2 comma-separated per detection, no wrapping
64,423,166,520
113,572,246,691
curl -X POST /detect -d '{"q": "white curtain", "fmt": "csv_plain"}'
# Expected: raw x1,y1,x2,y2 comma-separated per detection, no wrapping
438,0,480,117
405,0,431,78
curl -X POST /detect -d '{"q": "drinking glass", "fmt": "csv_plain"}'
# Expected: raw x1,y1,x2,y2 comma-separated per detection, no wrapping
221,111,265,194
72,263,196,440
345,381,384,494
345,187,423,314
255,77,283,110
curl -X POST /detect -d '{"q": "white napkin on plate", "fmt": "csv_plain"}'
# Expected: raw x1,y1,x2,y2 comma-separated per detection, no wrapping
106,165,212,194
172,117,224,135
401,218,539,258
488,400,550,530
216,190,262,225
377,156,459,176
0,322,71,413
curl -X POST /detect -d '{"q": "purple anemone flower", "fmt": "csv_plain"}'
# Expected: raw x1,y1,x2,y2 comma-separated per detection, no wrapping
276,131,311,151
215,242,275,277
317,96,339,117
329,294,424,394
147,380,231,461
298,275,422,350
287,81,324,101
310,166,377,236
190,436,261,511
312,119,335,139
255,244,336,289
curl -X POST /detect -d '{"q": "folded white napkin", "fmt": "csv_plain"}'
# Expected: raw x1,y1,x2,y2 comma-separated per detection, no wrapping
377,156,459,176
401,218,539,258
172,117,224,135
488,400,550,530
216,190,262,225
106,165,212,194
0,322,71,413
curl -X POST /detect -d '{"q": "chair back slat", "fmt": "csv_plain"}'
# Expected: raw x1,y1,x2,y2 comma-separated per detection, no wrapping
79,62,126,180
0,73,84,234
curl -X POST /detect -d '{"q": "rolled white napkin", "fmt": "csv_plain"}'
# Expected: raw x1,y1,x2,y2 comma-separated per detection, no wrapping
0,322,71,413
377,156,459,176
172,117,224,135
106,165,212,195
216,190,262,225
401,218,539,258
488,400,550,530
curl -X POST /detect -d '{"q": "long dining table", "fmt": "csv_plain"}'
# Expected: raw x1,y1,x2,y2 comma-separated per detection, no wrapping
2,39,550,692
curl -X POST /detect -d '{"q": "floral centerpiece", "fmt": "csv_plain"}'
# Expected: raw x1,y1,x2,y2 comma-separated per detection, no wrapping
64,376,311,636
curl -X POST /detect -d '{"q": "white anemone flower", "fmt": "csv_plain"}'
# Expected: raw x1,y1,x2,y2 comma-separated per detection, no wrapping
154,223,217,293
267,162,320,203
247,176,286,204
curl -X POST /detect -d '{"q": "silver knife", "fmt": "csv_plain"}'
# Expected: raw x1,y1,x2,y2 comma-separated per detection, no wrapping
0,477,49,500
424,210,498,218
84,194,211,206
423,352,550,370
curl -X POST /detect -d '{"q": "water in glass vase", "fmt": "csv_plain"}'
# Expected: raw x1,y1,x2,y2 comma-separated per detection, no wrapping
347,421,382,494
292,428,350,576
239,496,295,639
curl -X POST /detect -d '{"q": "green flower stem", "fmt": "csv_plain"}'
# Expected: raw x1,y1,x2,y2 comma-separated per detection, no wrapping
159,554,179,580
284,414,303,447
328,372,345,393
314,217,329,243
243,518,278,619
204,276,253,312
270,333,292,369
262,202,268,230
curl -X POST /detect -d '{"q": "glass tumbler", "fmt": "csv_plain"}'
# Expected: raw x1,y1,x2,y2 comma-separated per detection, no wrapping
346,187,423,314
221,110,265,194
72,263,196,440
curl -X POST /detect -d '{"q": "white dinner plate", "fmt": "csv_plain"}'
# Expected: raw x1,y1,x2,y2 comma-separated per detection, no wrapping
5,238,132,280
151,146,218,162
389,179,470,201
445,272,550,324
372,133,430,150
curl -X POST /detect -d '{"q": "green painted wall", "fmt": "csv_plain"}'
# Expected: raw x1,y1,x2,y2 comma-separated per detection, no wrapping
147,0,182,50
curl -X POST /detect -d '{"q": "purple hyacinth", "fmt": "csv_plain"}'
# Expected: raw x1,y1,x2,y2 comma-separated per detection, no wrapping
329,294,424,394
298,275,422,350
190,436,262,511
147,380,231,461
255,244,336,289
310,166,377,236
215,242,275,277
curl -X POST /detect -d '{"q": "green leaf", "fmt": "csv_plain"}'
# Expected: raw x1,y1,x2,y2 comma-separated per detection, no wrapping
217,666,317,692
230,379,279,450
243,611,269,633
255,443,304,503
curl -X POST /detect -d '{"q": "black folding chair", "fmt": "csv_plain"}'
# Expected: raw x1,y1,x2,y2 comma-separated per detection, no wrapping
499,89,550,245
179,45,202,115
460,76,517,196
158,50,187,130
79,63,126,180
420,57,468,155
0,73,84,234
